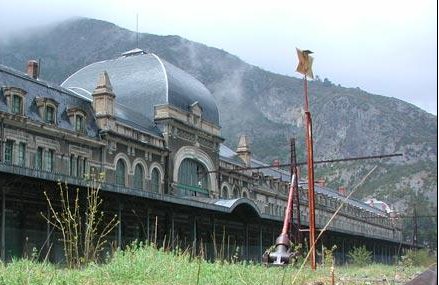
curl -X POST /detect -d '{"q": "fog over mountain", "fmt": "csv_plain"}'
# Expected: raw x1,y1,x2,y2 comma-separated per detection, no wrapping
0,18,436,209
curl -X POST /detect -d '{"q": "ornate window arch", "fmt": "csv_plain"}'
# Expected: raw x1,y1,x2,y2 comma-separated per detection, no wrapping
115,159,126,186
150,168,161,193
132,158,148,190
133,164,144,189
67,107,87,133
114,153,130,186
232,186,240,199
220,182,232,199
149,162,164,194
36,97,59,124
173,146,217,196
177,158,210,197
3,87,27,115
241,187,249,198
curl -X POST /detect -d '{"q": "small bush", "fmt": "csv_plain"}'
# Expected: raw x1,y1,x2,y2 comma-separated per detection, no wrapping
348,245,372,266
402,249,435,267
322,245,337,267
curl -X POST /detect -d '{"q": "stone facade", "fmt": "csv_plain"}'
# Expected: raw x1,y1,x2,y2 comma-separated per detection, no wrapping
0,56,404,263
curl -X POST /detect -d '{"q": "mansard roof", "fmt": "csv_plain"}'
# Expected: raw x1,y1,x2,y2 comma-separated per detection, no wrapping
61,51,220,126
0,64,99,138
0,64,162,138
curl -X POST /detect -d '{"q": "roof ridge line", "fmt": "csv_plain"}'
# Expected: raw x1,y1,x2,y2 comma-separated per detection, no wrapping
150,53,169,102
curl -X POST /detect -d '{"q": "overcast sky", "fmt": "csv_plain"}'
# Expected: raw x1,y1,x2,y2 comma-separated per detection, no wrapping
1,0,437,115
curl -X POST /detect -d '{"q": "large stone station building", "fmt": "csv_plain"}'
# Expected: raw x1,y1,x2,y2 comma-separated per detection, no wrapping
0,49,404,263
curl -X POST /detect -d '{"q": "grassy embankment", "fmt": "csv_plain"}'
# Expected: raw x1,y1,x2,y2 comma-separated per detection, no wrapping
0,244,430,285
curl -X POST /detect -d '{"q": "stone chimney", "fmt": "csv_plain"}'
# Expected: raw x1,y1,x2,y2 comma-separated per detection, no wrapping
92,71,116,129
26,60,39,79
236,135,251,166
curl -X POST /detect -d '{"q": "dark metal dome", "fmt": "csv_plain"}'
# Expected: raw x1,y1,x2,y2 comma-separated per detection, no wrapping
61,50,220,125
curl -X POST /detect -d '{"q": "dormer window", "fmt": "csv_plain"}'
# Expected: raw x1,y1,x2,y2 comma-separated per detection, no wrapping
75,114,84,132
45,105,55,123
3,87,27,116
67,107,87,133
12,95,23,114
36,97,58,124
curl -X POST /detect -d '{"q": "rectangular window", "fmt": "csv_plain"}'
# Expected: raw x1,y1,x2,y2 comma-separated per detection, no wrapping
12,95,23,114
70,155,77,176
45,106,55,124
83,158,88,176
77,157,82,177
4,140,13,164
35,147,43,169
18,142,26,166
50,150,54,172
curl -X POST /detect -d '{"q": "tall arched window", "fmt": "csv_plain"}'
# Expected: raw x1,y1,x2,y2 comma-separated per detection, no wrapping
232,187,240,199
151,168,160,193
116,159,126,186
177,158,209,197
221,186,228,199
133,164,144,189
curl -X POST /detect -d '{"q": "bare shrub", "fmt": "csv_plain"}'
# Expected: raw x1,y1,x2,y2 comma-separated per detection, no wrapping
41,171,119,268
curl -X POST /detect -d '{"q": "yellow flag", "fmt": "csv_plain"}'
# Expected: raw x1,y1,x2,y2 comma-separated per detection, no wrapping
296,48,314,79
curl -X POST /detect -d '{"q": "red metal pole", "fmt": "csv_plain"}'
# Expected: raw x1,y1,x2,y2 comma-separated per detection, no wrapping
282,174,296,235
304,75,316,270
293,168,301,242
304,75,310,113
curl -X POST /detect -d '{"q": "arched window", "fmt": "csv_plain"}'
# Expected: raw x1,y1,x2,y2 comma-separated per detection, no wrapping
67,107,86,133
242,191,248,198
221,186,228,199
133,164,144,189
116,159,126,186
177,158,209,197
233,187,240,199
151,168,160,193
3,87,26,116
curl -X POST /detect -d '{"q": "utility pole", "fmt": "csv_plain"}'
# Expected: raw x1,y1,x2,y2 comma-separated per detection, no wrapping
296,48,316,270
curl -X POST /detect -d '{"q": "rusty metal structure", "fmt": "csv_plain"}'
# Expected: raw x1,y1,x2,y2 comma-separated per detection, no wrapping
262,174,298,265
290,138,301,244
261,138,302,266
298,48,317,270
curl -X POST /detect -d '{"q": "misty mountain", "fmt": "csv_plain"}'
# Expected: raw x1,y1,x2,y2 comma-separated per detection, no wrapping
0,18,437,207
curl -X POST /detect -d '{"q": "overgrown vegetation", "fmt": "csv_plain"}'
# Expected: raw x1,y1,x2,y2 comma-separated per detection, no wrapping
347,245,372,266
0,244,429,285
402,249,436,267
41,172,119,268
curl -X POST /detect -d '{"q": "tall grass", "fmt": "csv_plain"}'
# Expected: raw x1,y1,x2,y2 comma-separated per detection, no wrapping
0,244,428,285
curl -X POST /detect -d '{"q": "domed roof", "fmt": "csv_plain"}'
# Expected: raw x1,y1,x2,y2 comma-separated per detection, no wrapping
61,50,219,125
